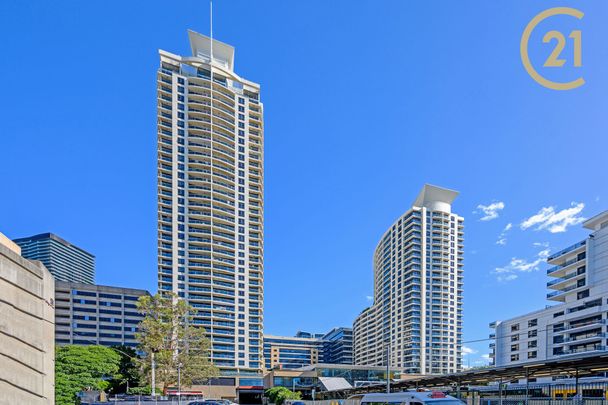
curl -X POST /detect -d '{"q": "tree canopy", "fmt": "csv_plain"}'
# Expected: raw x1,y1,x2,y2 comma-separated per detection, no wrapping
55,345,122,405
136,293,219,389
265,387,302,405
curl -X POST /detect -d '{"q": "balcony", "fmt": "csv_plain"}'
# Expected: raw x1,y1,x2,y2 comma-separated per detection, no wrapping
547,280,586,301
547,269,585,288
557,344,606,356
562,318,605,334
547,240,586,263
547,256,585,276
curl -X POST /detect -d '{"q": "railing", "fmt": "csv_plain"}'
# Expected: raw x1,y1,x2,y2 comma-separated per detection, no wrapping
547,240,586,261
547,257,585,275
472,399,608,405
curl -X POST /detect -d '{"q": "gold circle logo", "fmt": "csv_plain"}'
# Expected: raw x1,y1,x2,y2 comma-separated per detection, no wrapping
520,7,584,90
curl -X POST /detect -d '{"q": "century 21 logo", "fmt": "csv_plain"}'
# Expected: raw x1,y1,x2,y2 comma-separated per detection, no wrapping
520,7,584,90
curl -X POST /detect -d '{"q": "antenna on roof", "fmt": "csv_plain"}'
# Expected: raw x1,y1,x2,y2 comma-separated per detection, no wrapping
209,0,213,64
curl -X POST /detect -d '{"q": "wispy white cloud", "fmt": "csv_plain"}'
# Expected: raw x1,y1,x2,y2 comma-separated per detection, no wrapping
475,201,505,221
365,295,373,302
481,354,491,361
462,346,478,355
496,222,512,246
494,247,551,282
520,202,585,233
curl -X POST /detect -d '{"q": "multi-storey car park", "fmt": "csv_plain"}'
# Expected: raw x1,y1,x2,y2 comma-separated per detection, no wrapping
156,30,264,398
490,210,608,367
353,184,464,375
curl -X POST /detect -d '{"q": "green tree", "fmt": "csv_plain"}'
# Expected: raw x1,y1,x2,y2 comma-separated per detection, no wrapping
136,293,219,390
265,387,302,405
55,345,121,405
108,345,141,394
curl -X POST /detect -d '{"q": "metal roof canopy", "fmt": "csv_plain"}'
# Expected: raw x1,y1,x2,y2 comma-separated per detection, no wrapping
326,353,608,397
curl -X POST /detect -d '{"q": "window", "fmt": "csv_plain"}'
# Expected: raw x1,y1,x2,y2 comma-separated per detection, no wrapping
511,324,520,332
511,334,519,342
528,330,537,338
577,289,590,299
511,354,519,361
528,351,537,359
511,344,519,351
528,319,538,327
528,340,537,348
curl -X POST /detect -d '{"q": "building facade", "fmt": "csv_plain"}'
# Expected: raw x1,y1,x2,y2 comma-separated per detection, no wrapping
322,327,353,365
54,281,150,348
0,233,55,404
13,232,95,284
353,184,464,374
157,29,264,385
490,210,608,367
264,328,353,370
264,334,323,370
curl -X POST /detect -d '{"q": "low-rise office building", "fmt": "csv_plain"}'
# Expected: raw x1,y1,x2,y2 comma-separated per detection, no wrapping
264,328,353,370
54,281,150,348
323,327,353,365
490,210,608,366
264,333,324,370
0,233,55,404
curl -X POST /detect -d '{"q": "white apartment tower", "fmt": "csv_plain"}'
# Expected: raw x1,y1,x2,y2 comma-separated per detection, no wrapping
490,210,608,367
353,185,464,374
157,30,264,381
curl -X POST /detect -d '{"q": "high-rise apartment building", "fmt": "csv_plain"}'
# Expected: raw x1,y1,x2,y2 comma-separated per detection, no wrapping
157,30,264,386
14,232,95,284
54,281,150,348
490,210,608,367
353,184,464,374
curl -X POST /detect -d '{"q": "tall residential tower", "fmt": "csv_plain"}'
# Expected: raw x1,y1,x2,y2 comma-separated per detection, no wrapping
353,184,464,374
157,30,264,389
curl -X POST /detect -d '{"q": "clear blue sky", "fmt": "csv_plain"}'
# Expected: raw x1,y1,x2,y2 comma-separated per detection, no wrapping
1,1,607,367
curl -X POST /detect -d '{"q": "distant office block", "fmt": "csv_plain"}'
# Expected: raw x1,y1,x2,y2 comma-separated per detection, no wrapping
264,327,353,370
14,232,95,284
323,327,353,365
54,281,150,348
0,233,55,404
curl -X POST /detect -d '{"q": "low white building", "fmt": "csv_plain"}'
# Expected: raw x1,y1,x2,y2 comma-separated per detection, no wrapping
490,210,608,367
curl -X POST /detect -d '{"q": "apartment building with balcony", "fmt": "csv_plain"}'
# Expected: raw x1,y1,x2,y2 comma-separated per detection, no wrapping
14,232,95,284
156,30,264,395
489,210,608,366
353,184,464,374
54,281,150,348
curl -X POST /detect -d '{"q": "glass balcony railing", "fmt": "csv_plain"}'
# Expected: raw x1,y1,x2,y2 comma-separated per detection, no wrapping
547,269,585,286
547,240,586,261
547,256,585,274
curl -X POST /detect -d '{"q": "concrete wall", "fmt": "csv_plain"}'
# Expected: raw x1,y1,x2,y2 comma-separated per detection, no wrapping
0,243,55,405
